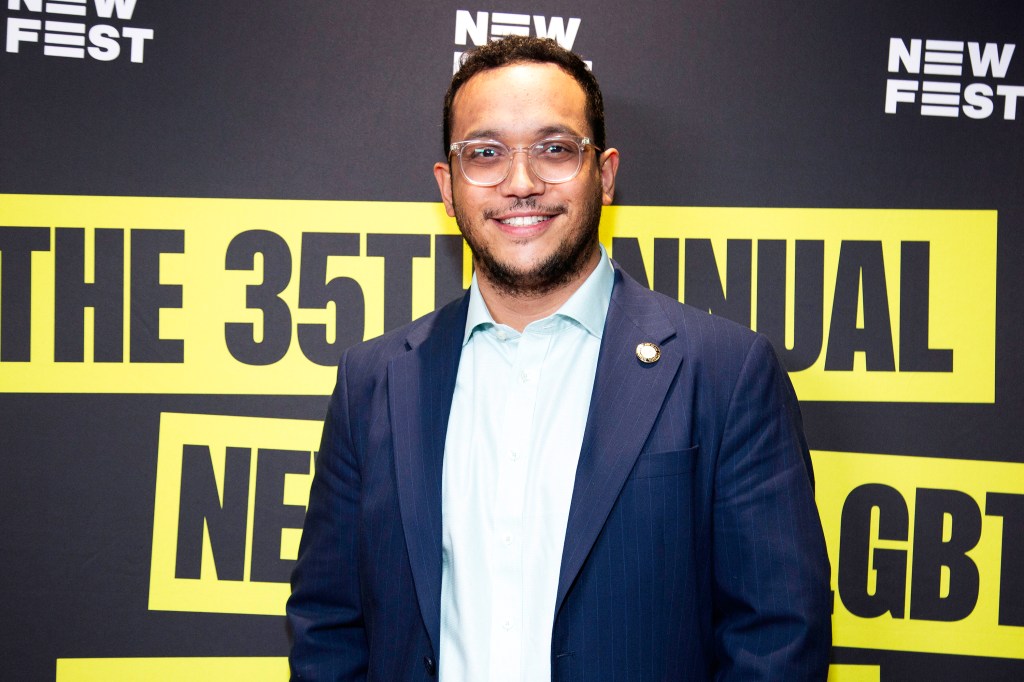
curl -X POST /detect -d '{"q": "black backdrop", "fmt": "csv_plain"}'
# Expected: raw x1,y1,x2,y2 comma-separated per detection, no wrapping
2,2,1022,679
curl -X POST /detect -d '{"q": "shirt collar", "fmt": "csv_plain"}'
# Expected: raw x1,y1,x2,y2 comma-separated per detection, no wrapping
462,243,615,346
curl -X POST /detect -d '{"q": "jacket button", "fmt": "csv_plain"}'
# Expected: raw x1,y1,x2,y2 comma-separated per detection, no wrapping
423,656,437,676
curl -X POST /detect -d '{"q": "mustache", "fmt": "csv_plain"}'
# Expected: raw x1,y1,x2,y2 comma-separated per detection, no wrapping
482,199,566,220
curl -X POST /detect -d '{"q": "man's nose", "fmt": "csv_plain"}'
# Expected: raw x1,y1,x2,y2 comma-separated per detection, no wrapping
500,150,545,197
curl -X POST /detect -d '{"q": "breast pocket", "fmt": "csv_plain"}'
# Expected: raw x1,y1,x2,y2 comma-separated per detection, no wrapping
627,445,699,480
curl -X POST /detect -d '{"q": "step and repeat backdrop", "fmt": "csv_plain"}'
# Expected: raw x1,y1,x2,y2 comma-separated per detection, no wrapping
2,2,1022,680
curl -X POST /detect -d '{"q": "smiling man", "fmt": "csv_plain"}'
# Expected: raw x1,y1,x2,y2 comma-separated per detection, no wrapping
434,58,616,320
288,36,831,681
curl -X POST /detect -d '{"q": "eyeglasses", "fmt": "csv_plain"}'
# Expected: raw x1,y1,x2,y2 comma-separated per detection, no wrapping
448,135,600,186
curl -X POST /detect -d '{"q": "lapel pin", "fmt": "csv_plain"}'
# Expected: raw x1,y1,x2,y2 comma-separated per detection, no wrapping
635,342,661,364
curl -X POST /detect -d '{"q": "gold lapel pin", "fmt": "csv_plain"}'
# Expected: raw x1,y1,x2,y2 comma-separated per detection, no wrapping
635,342,661,364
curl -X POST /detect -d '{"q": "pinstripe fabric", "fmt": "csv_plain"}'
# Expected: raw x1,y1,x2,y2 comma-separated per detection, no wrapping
288,264,831,681
288,296,466,681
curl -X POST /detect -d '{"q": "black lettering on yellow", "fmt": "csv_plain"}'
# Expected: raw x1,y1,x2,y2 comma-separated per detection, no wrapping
175,445,251,581
756,240,825,372
900,242,953,372
606,238,691,300
653,238,679,299
909,488,981,621
225,230,292,366
838,483,908,618
434,234,466,309
610,237,649,288
684,239,752,326
825,241,895,371
54,228,124,362
367,233,429,333
130,229,184,363
986,493,1024,627
606,237,953,377
250,449,311,583
298,232,363,366
0,227,51,362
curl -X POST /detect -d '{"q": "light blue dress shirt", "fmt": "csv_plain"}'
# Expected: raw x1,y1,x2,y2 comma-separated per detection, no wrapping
440,245,615,682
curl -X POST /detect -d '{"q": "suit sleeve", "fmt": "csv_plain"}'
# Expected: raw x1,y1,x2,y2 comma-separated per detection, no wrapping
711,334,832,681
287,352,369,681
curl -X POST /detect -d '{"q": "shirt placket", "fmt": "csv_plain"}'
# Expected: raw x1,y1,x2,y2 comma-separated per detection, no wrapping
488,326,550,682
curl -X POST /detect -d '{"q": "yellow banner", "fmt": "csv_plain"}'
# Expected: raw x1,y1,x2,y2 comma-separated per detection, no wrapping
0,195,996,401
814,450,1024,659
56,657,289,681
149,412,320,616
54,657,875,681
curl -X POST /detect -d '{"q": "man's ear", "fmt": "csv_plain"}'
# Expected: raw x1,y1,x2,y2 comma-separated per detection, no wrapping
598,148,620,206
434,162,456,217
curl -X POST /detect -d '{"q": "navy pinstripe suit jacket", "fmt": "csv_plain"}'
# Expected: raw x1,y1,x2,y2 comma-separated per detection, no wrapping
288,264,832,681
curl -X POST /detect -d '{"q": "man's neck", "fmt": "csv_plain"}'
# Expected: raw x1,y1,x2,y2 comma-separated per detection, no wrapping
476,248,602,332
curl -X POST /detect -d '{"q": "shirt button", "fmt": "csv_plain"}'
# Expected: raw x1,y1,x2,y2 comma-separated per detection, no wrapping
503,534,513,546
503,619,513,631
510,450,519,462
519,370,530,383
496,330,507,341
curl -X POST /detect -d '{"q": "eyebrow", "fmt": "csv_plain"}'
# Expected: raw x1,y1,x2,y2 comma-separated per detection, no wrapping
460,124,583,140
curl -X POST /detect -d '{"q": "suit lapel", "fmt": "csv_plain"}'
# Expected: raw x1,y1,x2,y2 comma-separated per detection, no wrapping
388,295,468,658
555,267,684,613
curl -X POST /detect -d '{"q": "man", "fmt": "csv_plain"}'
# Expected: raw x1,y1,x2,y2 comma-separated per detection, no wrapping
288,36,831,681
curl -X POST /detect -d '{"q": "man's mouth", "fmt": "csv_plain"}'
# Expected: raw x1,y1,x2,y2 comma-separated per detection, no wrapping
499,215,552,227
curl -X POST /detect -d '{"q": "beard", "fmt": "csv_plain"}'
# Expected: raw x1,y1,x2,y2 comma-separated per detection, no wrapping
452,182,604,299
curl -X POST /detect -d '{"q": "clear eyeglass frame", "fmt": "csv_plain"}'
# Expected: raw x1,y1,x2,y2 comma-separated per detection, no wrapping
448,135,600,187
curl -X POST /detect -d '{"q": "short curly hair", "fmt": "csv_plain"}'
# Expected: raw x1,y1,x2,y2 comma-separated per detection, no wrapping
442,36,605,156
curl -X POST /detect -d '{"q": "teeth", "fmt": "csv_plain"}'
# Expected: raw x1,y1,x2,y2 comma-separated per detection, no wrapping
500,215,549,227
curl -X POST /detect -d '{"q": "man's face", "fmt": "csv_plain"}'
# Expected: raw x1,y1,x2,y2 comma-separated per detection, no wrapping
434,62,619,297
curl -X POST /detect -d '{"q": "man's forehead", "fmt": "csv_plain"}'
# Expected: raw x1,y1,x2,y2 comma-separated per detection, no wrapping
449,62,589,139
460,123,584,141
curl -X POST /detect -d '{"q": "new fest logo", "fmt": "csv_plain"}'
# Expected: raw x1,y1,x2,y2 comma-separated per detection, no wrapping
885,37,1023,120
452,9,586,74
5,0,153,63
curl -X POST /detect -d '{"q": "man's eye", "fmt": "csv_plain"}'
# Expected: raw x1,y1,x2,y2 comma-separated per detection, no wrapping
466,146,503,162
536,142,574,158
